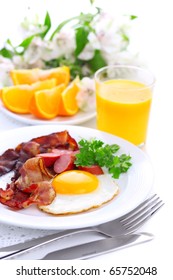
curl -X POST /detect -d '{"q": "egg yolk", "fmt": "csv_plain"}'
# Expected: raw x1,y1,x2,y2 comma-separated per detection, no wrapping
52,170,99,194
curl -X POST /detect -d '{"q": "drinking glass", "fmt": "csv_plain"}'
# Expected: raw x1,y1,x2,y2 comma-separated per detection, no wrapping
95,65,155,146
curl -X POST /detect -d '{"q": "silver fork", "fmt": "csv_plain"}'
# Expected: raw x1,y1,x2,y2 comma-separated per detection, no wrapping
0,194,164,259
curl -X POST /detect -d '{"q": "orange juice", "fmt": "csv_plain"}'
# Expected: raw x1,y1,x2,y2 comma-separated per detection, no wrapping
96,79,152,145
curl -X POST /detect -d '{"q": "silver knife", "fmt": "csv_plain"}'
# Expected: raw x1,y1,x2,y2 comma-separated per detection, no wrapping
1,232,154,260
42,232,154,260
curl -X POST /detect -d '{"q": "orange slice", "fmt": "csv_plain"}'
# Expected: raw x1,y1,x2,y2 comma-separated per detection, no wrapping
1,79,57,114
10,68,40,85
10,66,70,86
59,78,80,116
29,84,65,119
1,85,33,114
39,66,70,86
32,78,57,91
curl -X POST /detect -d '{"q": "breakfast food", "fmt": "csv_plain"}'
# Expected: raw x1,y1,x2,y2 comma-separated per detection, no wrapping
10,66,70,86
0,67,87,119
39,170,119,215
0,130,132,215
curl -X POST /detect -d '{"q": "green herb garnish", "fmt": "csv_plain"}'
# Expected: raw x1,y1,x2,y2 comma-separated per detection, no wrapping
74,139,132,179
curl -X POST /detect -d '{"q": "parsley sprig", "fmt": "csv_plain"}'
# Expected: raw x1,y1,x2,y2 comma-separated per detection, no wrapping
75,139,132,179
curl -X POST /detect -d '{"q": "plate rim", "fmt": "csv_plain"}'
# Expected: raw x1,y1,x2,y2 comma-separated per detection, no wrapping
0,103,96,125
0,124,154,230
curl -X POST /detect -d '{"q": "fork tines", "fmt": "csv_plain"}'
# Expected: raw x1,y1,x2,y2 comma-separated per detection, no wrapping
120,194,164,232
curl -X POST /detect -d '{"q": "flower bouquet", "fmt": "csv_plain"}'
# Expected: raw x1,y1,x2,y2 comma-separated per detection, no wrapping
0,3,138,117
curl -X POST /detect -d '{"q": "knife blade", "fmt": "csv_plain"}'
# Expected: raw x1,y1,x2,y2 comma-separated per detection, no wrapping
42,232,154,260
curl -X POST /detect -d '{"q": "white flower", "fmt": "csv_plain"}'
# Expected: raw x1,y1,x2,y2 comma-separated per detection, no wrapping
76,77,96,112
12,55,29,68
20,14,46,37
93,12,130,64
22,37,45,65
51,30,76,59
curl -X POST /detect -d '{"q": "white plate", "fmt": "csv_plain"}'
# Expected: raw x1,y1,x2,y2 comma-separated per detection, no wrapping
0,104,96,125
0,125,154,230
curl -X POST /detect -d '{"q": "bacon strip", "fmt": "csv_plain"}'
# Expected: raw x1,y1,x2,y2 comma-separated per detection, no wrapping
0,130,79,180
0,149,19,176
16,157,54,191
0,130,79,210
0,158,55,209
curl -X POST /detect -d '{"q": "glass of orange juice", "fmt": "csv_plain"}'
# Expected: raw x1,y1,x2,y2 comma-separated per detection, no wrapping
95,65,155,146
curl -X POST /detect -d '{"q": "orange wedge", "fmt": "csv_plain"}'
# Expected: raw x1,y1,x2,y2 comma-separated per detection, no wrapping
1,85,33,114
59,78,80,116
29,84,65,119
1,79,57,114
39,66,70,86
10,68,40,85
10,66,70,86
32,78,57,91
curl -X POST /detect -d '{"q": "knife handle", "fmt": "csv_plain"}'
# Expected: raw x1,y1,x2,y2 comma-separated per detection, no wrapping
0,227,96,259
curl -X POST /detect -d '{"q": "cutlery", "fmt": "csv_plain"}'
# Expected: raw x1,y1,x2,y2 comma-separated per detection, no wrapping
42,232,154,260
0,194,164,259
2,232,154,260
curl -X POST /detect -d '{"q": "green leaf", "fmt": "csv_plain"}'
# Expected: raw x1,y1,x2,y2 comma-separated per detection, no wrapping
18,35,35,48
130,15,138,20
44,11,51,28
88,49,107,72
75,26,89,56
6,39,14,48
109,166,121,179
121,33,129,43
14,35,35,54
0,47,13,58
40,11,51,38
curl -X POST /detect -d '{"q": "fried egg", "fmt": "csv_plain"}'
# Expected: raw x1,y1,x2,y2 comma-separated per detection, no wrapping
39,170,119,215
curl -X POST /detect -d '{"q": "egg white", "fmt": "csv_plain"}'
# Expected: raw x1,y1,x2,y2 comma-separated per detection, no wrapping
39,174,119,215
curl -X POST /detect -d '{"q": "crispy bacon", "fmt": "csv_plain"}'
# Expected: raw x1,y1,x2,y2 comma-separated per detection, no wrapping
16,157,54,191
0,130,79,210
0,158,56,209
26,130,78,152
0,183,30,209
22,181,56,208
0,149,19,176
0,130,78,180
0,181,55,209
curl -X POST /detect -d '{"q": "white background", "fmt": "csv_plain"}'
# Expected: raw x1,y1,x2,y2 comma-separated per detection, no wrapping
0,0,173,278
